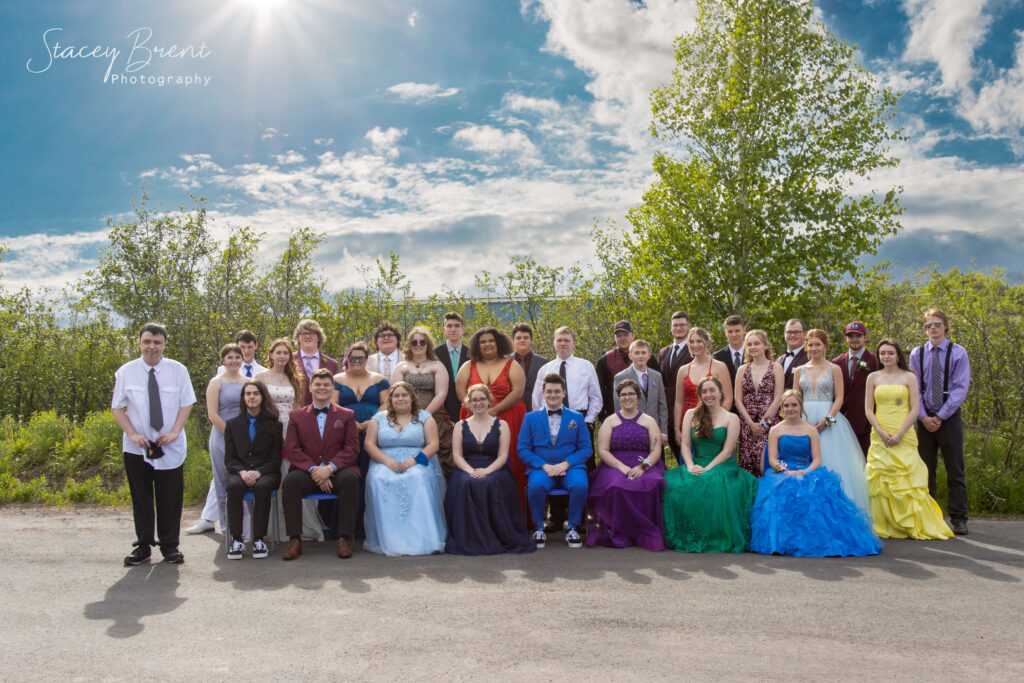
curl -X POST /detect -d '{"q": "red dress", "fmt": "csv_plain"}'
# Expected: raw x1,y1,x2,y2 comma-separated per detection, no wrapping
681,362,713,414
460,358,528,508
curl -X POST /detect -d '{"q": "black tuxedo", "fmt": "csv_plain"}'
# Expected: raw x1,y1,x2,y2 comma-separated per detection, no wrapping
517,352,549,411
439,342,470,421
713,346,744,414
658,342,692,457
779,347,808,391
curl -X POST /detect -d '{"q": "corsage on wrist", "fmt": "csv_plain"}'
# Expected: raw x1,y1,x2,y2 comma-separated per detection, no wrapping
637,456,651,471
824,415,837,428
773,462,789,473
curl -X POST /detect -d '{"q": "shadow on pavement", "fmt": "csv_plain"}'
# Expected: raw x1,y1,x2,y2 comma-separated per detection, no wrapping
83,563,187,637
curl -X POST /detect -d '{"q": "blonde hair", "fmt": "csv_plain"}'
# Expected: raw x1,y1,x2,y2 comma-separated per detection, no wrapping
779,389,806,419
743,329,774,363
385,382,422,425
462,383,493,409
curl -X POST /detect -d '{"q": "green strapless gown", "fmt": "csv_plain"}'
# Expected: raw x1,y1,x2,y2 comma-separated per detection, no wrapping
662,427,759,553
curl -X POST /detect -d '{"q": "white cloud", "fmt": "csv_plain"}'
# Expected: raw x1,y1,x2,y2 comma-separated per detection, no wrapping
962,30,1024,152
273,150,306,165
364,126,407,158
314,137,334,146
453,125,538,158
408,10,419,28
902,0,991,97
386,82,459,101
261,126,281,140
503,93,562,115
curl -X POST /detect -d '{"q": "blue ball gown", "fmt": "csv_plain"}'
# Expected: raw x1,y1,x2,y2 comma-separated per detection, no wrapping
750,434,882,557
363,410,447,556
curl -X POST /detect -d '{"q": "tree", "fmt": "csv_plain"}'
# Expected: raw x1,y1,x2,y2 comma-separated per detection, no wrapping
606,0,904,325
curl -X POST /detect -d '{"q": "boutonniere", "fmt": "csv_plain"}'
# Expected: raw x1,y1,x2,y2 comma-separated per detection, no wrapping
857,360,870,372
567,420,578,430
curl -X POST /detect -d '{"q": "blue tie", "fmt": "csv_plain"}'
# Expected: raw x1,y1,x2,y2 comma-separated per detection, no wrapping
248,417,256,441
245,364,253,378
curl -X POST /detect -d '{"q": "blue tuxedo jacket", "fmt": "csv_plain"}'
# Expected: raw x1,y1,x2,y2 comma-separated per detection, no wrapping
517,407,593,473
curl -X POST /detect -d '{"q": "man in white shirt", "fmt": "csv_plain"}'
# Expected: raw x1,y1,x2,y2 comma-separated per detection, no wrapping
111,323,196,566
367,322,402,380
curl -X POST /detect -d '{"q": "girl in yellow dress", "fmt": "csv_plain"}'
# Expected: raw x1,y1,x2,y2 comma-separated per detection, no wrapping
864,339,953,539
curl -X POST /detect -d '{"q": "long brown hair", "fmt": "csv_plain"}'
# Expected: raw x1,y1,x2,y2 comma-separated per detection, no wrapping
238,379,282,430
385,381,422,426
693,376,723,439
265,338,306,405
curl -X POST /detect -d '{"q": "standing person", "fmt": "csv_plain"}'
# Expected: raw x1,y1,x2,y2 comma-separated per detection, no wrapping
793,329,870,513
363,382,446,556
910,308,971,536
223,380,283,560
204,344,247,537
512,322,548,411
832,321,879,456
734,330,784,476
749,390,882,557
439,311,470,423
293,319,339,406
673,327,733,445
712,315,747,388
366,322,401,379
596,320,662,421
778,318,808,390
456,327,527,500
658,311,693,460
253,338,324,542
519,374,593,549
612,339,669,446
589,379,667,551
332,342,388,539
111,323,196,566
444,384,535,556
865,339,953,539
662,376,758,553
189,331,267,535
392,326,453,479
281,369,361,560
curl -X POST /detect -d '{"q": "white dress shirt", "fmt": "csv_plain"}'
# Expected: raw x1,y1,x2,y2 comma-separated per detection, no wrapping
781,347,803,372
111,357,197,469
531,355,602,423
368,350,401,377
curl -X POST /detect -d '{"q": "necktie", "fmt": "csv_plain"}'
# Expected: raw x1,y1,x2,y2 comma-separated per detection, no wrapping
848,355,856,378
244,364,253,378
670,344,679,368
304,354,316,376
930,347,943,409
148,368,163,432
547,409,562,416
450,347,458,370
248,417,256,441
382,356,391,378
640,373,648,393
734,351,741,368
559,360,569,407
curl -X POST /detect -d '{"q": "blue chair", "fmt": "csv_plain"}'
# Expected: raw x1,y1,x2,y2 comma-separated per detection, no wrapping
546,487,589,533
303,492,339,536
223,489,279,551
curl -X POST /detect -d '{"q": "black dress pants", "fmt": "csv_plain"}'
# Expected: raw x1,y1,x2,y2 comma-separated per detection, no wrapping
282,468,359,539
226,472,281,539
123,452,184,551
916,411,968,522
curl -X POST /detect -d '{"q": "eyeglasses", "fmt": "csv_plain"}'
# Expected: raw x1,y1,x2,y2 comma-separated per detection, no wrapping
924,321,944,329
297,331,317,338
377,333,397,339
785,330,804,336
469,396,489,403
348,355,367,363
618,392,638,398
410,339,427,347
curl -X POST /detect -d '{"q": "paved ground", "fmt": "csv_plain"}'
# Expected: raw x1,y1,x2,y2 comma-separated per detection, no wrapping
1,506,1022,681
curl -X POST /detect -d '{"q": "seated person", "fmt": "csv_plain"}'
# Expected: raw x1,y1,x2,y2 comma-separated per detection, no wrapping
281,369,360,560
224,380,283,559
518,373,593,549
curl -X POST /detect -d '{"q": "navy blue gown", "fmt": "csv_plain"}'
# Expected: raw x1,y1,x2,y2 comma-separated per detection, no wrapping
750,434,882,557
444,419,535,555
336,378,389,539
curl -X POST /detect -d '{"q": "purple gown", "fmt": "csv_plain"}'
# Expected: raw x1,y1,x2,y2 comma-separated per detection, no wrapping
587,412,667,550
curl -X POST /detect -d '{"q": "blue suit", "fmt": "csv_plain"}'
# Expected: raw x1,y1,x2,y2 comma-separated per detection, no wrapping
518,407,592,529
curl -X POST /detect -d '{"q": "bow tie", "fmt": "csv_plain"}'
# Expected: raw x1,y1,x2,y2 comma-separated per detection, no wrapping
547,409,562,416
313,406,330,416
785,351,795,357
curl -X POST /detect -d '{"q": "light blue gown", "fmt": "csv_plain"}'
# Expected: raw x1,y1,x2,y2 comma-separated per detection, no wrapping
363,410,447,556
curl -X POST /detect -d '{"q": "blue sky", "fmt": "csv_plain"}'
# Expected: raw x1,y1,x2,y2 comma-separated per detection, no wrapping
1,0,1022,293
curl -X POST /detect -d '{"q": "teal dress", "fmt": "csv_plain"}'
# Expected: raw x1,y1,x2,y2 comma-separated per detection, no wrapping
662,426,759,553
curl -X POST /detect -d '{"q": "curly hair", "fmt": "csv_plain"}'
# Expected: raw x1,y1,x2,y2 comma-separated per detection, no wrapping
264,338,305,405
385,381,422,426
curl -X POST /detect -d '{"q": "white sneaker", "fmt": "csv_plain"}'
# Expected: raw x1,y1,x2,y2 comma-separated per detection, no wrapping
533,530,547,548
252,539,269,559
227,540,245,560
566,528,583,548
185,519,216,534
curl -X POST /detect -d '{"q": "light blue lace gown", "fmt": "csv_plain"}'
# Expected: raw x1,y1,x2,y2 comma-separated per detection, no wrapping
363,410,447,556
798,369,871,513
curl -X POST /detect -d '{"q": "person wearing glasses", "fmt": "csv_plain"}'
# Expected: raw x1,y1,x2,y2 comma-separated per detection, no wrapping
778,318,808,391
331,341,389,539
588,379,667,550
292,319,339,406
909,309,971,535
391,327,453,479
367,322,402,379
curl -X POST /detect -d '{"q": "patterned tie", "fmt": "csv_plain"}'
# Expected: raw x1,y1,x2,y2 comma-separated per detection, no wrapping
382,356,391,378
304,354,316,376
930,346,943,410
148,368,163,431
559,360,569,407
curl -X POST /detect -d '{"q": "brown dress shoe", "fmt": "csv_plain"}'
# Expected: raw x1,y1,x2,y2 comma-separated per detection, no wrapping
282,538,302,560
336,537,353,559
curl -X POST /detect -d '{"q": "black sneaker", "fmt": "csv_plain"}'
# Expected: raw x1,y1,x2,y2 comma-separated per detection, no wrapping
123,546,151,566
227,540,245,560
252,539,269,559
533,530,547,548
951,520,969,536
161,548,185,564
565,527,583,548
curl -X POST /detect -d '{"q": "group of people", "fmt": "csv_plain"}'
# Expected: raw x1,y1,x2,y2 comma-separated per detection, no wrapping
111,306,970,566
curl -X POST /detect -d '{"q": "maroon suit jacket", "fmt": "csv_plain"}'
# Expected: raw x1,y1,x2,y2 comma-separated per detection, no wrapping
832,349,878,436
284,403,360,474
293,350,339,406
658,342,693,436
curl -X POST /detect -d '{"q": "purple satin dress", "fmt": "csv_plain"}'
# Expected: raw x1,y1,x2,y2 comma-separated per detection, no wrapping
587,412,666,550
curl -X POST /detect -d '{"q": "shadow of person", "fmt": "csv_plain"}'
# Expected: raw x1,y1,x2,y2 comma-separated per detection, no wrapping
83,564,187,638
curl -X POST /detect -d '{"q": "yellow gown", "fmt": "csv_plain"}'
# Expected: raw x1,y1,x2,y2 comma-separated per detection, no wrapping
866,384,953,539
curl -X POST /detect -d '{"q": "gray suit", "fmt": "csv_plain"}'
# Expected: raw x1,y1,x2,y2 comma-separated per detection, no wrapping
517,352,549,411
612,366,669,436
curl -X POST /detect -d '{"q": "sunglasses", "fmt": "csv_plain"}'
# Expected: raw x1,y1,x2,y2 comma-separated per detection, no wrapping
348,355,367,363
924,321,944,329
410,339,427,347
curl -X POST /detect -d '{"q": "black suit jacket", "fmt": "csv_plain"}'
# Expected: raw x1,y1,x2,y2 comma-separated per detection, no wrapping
779,347,808,391
519,352,549,411
713,346,744,386
223,413,283,477
439,342,470,421
658,343,692,440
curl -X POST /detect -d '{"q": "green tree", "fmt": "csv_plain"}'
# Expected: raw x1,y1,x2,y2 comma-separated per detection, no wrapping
604,0,904,326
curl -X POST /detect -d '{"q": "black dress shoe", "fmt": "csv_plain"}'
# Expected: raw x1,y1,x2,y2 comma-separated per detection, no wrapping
161,548,185,563
123,546,151,566
951,520,968,536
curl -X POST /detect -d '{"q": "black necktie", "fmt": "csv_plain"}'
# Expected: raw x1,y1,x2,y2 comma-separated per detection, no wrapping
547,409,562,416
559,360,569,407
148,368,163,431
734,351,741,368
313,406,330,416
670,345,679,367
